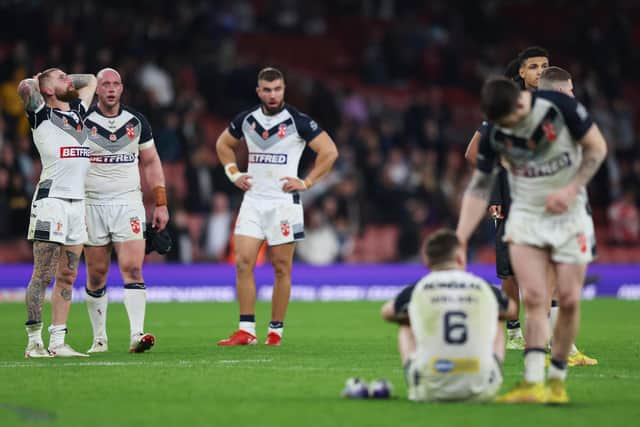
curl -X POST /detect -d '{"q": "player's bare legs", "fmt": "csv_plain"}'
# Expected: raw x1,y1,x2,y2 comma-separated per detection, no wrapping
501,276,520,321
266,242,295,344
84,245,111,352
493,321,507,363
398,325,416,365
218,235,264,345
551,262,586,361
48,244,87,357
509,244,550,384
25,241,60,357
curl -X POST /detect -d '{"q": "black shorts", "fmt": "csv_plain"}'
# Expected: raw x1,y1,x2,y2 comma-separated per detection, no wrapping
393,282,417,317
495,218,513,279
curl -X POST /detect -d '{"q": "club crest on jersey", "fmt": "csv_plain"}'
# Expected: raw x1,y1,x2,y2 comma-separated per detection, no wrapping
542,121,557,142
278,124,287,138
280,220,290,237
109,133,117,142
62,117,69,128
126,125,135,139
262,130,269,139
130,217,141,234
91,126,97,137
76,123,82,133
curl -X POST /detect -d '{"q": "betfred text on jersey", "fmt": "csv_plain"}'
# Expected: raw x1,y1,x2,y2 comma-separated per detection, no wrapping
89,153,136,164
60,146,90,158
248,153,288,164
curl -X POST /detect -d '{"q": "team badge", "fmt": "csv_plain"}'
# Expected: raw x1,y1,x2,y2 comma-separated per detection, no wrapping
76,123,82,133
126,125,135,139
280,220,290,237
62,117,69,127
251,122,256,130
262,130,269,139
53,221,63,235
278,124,287,138
91,126,97,137
542,122,557,142
130,217,141,234
109,133,117,142
577,233,587,253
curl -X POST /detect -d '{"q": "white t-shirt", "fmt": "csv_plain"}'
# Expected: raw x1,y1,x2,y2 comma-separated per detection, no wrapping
28,99,91,200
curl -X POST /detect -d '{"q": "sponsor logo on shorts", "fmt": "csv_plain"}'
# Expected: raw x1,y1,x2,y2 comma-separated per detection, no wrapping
60,147,90,158
130,217,141,234
53,221,64,235
90,153,136,163
433,359,454,373
248,153,287,164
577,233,587,253
431,358,480,374
512,152,571,178
280,220,290,237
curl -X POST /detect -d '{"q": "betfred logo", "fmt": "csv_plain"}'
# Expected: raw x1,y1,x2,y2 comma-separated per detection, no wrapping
59,147,90,158
248,153,287,164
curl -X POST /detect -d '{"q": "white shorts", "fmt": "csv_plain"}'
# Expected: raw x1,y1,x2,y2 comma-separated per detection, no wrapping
85,202,146,246
28,197,87,246
234,196,304,246
504,208,595,264
405,355,503,402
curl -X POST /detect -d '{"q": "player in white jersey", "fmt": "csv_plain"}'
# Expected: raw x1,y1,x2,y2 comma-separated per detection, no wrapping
18,68,97,358
82,68,169,353
395,229,517,402
456,77,607,403
216,67,338,346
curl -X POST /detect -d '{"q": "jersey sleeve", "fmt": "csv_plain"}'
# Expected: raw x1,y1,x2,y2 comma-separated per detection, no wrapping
538,91,594,140
228,110,248,139
135,112,154,148
26,103,48,129
475,122,498,174
488,284,510,312
289,107,323,143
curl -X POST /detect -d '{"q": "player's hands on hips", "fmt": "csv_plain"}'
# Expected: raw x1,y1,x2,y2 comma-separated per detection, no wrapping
152,205,169,231
488,204,503,219
545,183,578,214
234,174,252,191
280,176,307,192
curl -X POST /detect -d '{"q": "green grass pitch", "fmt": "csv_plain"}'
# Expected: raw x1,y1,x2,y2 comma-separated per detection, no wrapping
0,299,639,427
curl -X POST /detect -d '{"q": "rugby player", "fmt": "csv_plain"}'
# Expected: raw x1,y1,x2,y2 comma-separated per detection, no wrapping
216,67,338,346
18,68,97,357
83,68,168,353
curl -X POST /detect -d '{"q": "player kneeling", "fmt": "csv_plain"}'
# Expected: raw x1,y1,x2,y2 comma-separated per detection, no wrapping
390,229,517,402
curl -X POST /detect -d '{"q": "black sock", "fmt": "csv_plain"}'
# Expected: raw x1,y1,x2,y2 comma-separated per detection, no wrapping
551,299,559,307
240,314,255,323
269,321,284,329
506,320,521,329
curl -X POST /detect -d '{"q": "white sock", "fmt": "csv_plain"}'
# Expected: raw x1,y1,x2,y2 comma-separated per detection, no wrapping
549,304,559,335
26,323,43,343
548,359,568,381
124,287,146,337
48,324,67,348
524,350,546,383
268,321,284,337
569,343,579,356
86,289,108,341
239,321,256,336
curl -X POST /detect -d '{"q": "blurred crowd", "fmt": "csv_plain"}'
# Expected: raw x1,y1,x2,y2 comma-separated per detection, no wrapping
0,0,639,264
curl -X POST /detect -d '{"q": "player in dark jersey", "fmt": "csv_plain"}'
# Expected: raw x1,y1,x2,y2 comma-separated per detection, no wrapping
216,67,338,346
82,68,169,353
18,68,97,358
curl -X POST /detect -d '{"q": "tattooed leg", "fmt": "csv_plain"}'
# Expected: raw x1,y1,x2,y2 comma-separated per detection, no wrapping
51,245,82,326
26,241,61,324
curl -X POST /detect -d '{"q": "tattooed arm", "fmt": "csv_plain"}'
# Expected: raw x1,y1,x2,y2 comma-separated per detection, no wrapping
26,241,61,323
545,124,607,214
456,169,496,246
17,78,45,112
69,74,97,107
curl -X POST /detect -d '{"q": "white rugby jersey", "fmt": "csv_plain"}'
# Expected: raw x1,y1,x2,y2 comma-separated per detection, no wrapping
27,99,91,200
228,104,323,202
83,105,154,203
408,270,508,392
477,91,594,216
